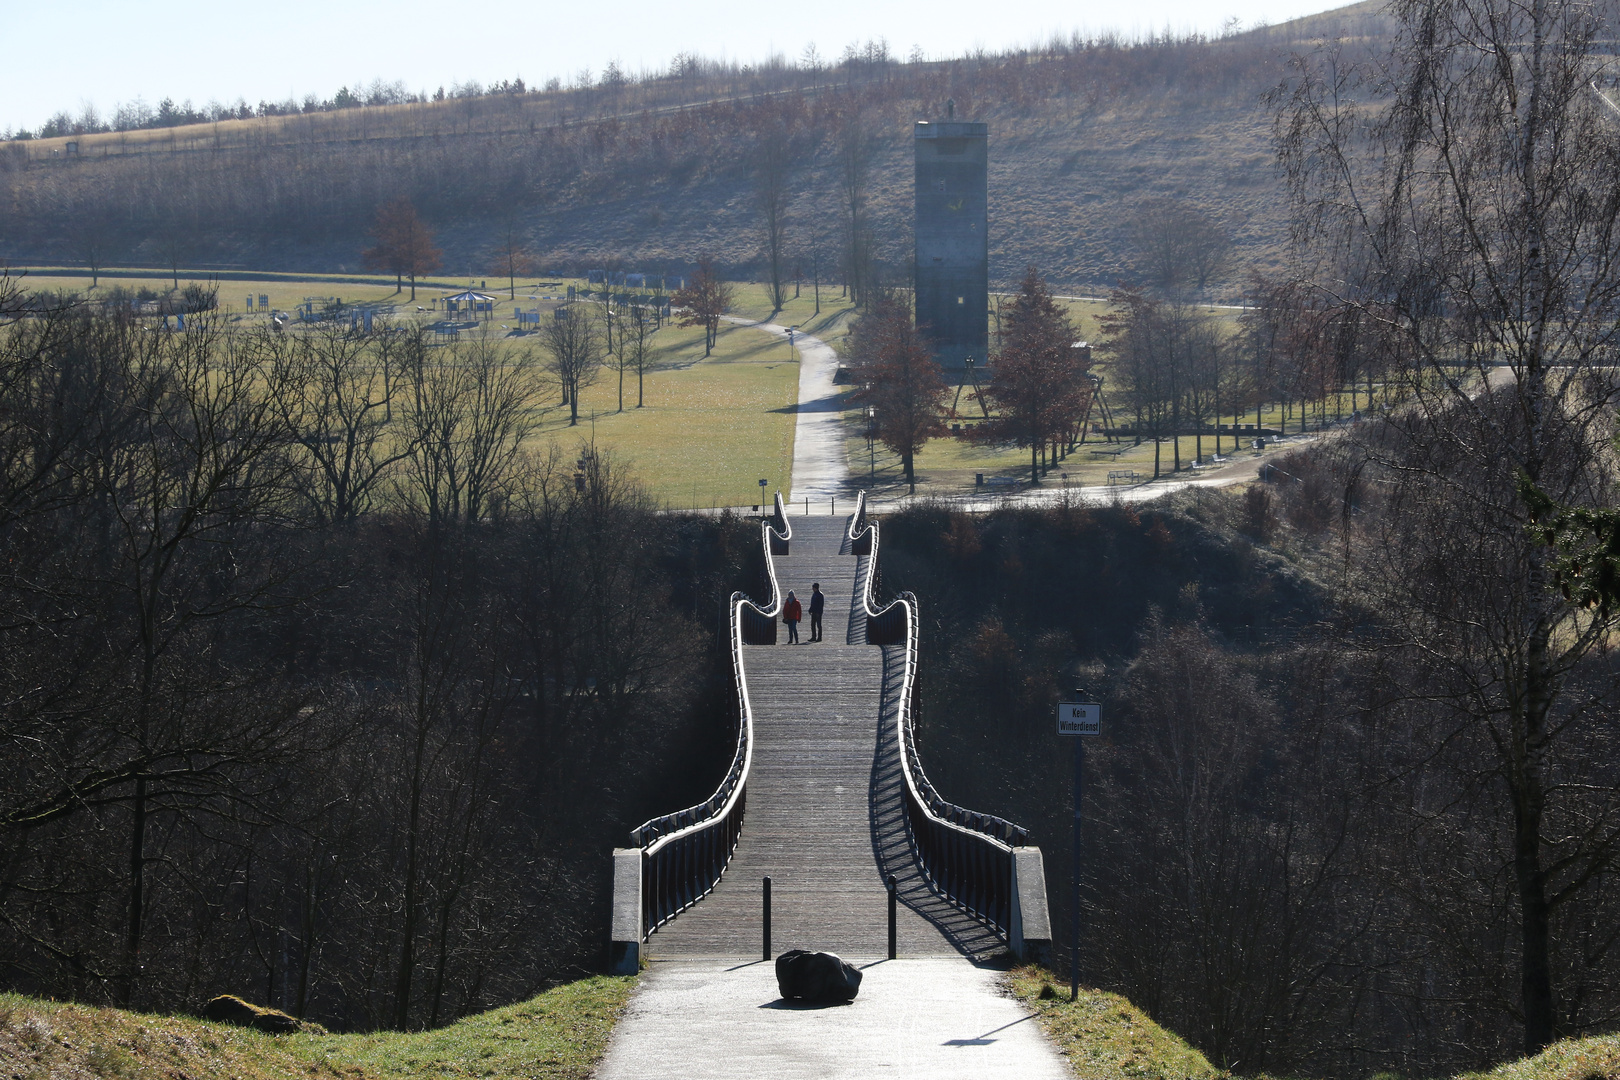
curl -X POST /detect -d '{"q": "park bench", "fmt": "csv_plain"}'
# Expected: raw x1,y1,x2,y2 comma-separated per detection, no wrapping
1107,470,1144,486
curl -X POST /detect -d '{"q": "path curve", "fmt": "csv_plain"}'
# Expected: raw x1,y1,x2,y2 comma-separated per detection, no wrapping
723,316,848,502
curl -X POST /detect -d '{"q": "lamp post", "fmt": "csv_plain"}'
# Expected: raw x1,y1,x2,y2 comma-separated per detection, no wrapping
867,406,877,485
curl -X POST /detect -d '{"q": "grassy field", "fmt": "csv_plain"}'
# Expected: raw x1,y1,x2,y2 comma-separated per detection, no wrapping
0,975,634,1080
12,272,1379,506
852,398,1306,501
534,316,798,509
12,272,804,509
12,271,575,313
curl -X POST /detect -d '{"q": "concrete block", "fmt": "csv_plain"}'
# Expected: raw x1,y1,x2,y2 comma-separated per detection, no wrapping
610,847,642,975
1009,846,1052,964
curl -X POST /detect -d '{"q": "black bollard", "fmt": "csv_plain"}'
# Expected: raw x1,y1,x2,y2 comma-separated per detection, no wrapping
887,875,897,960
763,876,772,961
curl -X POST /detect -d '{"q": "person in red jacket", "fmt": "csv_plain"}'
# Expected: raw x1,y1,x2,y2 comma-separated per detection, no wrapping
783,590,802,644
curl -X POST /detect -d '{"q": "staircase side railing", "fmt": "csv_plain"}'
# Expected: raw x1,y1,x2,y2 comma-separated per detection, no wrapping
612,493,789,962
847,493,1039,948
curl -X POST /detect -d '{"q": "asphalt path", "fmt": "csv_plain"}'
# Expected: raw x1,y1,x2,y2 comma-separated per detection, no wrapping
595,959,1068,1080
723,315,850,503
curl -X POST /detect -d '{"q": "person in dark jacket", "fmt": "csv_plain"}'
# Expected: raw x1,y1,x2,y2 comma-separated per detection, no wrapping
783,590,802,644
809,582,825,642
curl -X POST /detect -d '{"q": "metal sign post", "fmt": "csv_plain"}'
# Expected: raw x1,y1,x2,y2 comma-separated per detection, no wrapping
1057,694,1101,1002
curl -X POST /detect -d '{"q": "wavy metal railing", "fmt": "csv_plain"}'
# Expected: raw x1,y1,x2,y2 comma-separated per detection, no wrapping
627,493,790,939
847,492,1028,942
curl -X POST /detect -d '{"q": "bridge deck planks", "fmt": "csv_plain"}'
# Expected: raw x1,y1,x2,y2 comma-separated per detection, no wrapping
648,516,1000,960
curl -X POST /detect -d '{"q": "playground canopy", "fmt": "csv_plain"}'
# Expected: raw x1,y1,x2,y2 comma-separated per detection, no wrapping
443,290,496,305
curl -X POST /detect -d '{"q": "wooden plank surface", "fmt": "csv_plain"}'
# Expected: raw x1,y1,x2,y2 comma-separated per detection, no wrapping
648,516,1000,960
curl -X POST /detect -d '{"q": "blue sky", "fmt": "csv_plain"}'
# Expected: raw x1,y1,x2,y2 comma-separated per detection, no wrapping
3,0,1345,132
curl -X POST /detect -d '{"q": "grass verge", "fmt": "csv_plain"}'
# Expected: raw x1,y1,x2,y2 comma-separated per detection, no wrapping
1007,966,1620,1080
0,974,634,1080
1455,1035,1620,1080
1004,966,1220,1080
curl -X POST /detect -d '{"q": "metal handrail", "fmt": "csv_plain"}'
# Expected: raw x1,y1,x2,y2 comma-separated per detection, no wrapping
627,491,790,937
847,491,1028,940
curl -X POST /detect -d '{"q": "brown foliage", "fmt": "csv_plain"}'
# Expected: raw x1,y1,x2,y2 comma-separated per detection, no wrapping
847,292,947,491
672,257,732,356
978,267,1091,483
361,197,441,300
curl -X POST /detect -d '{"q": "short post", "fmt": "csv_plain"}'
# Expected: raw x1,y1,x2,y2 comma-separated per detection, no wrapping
1071,734,1083,1002
887,875,898,960
763,876,773,961
1056,692,1101,1003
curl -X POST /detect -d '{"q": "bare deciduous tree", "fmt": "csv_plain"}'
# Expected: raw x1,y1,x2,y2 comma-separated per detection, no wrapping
1131,199,1231,294
399,330,543,524
541,304,604,425
270,323,415,524
1280,0,1620,1052
756,125,793,312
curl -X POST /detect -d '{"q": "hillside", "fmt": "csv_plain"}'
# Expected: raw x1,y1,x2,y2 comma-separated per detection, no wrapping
0,5,1392,298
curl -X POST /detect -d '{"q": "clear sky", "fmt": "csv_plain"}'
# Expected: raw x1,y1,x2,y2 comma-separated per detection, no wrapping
3,0,1343,133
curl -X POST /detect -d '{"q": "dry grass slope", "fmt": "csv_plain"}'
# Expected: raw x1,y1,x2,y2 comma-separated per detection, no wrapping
0,976,634,1080
0,3,1396,297
1005,967,1221,1080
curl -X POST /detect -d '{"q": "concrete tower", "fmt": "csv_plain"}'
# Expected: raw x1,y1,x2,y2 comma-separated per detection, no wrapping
913,109,988,367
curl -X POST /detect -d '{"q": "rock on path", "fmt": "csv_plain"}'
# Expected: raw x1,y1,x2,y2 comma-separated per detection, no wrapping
595,958,1069,1080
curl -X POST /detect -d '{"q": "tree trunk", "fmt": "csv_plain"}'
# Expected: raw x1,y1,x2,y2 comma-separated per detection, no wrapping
1516,619,1558,1053
122,775,147,1006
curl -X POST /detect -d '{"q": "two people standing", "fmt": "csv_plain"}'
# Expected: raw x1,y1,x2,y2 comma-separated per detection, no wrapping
782,583,826,644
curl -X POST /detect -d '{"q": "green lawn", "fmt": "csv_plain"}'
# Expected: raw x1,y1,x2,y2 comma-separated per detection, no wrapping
11,271,1374,506
533,318,798,509
12,271,803,509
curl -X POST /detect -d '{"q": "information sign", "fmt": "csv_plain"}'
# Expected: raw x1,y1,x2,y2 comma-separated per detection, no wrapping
1057,701,1101,737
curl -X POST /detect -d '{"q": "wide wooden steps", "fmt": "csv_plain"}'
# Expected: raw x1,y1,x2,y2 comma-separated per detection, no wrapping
646,515,999,960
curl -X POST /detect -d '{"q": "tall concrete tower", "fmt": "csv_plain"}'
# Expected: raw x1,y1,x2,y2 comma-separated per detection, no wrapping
913,111,988,367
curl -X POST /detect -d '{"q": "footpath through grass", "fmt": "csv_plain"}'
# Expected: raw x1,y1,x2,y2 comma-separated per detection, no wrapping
0,975,633,1080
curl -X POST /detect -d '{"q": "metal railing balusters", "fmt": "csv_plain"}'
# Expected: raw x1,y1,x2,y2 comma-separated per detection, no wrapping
847,491,1025,944
628,493,790,940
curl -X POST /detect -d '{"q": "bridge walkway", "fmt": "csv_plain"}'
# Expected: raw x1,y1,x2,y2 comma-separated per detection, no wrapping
645,514,998,960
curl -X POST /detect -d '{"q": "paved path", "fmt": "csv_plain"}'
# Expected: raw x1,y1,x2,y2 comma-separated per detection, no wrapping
723,317,849,502
596,959,1068,1080
600,514,1065,1079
